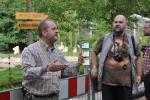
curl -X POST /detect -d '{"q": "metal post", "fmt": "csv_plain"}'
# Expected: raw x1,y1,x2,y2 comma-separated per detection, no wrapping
8,56,11,82
86,66,96,100
8,44,11,82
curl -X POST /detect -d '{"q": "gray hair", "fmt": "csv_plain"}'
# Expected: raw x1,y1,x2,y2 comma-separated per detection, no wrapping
38,19,53,37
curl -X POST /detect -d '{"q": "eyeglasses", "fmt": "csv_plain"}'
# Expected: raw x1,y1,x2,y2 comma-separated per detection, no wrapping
144,27,150,29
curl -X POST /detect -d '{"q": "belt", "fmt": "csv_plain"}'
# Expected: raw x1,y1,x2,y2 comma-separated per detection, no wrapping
34,93,58,98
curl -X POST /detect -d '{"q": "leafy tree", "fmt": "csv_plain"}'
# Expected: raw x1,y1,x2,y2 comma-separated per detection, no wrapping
0,0,149,53
0,0,27,51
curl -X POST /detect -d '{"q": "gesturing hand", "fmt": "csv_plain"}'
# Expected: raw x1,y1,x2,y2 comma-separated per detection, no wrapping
77,55,84,66
47,60,65,72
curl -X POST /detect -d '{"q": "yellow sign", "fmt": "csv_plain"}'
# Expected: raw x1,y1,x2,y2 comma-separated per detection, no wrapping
16,12,48,20
17,21,40,29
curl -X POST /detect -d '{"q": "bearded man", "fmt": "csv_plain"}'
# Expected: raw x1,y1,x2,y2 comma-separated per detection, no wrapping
91,15,142,100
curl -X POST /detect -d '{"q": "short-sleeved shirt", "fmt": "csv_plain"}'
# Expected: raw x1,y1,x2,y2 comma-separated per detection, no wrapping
94,35,141,87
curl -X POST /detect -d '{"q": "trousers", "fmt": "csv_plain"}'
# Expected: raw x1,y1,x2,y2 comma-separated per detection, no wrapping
102,84,133,100
144,73,150,100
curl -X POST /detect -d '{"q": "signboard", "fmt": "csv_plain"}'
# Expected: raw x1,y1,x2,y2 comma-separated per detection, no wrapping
17,21,40,29
16,12,48,20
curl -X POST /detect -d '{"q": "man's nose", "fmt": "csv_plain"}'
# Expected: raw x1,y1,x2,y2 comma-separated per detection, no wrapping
116,22,120,25
56,29,59,34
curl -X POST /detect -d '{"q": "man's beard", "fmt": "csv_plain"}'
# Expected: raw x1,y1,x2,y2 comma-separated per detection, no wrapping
50,35,58,43
47,35,58,45
144,32,150,36
113,27,124,35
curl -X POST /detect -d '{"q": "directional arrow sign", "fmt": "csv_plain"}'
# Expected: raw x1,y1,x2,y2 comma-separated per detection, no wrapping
16,12,48,20
17,21,40,29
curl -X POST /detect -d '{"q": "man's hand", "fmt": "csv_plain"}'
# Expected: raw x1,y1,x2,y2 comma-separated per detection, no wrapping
77,55,84,66
91,66,97,78
136,75,141,86
47,60,65,72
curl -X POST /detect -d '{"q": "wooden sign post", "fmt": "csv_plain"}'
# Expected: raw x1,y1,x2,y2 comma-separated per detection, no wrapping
16,12,48,20
15,11,48,44
17,21,40,29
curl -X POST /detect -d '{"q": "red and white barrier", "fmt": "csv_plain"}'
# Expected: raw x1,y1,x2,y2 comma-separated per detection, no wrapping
59,74,89,99
0,74,90,100
0,88,23,100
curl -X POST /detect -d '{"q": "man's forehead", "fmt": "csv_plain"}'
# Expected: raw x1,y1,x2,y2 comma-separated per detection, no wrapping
114,15,126,22
144,23,150,27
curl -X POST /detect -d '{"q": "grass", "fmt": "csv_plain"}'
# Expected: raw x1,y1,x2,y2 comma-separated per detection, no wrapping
0,64,87,92
0,65,22,91
0,51,14,58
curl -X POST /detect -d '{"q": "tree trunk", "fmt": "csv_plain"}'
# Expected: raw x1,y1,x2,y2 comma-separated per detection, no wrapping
26,0,33,45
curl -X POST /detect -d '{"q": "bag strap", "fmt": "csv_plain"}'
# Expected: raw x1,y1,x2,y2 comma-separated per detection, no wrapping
131,35,136,56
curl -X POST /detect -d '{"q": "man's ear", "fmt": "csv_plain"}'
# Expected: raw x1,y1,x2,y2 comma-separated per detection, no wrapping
41,31,47,37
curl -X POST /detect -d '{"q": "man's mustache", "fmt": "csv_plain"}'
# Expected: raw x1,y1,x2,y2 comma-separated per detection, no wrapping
115,26,120,29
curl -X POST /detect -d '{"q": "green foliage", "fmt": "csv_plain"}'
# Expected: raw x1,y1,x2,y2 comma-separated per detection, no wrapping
139,36,149,47
79,66,85,74
0,51,13,58
0,0,149,52
135,0,150,17
0,0,27,51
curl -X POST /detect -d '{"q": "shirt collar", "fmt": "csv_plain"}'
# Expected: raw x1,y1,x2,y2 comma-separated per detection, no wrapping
39,39,55,52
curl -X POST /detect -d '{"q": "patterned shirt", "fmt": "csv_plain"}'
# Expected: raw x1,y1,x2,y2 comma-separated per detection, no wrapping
21,39,78,96
144,37,150,75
